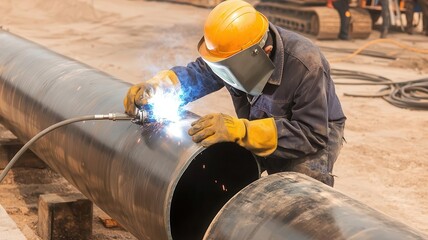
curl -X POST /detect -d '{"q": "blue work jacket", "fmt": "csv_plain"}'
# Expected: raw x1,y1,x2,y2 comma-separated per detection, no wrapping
172,23,346,161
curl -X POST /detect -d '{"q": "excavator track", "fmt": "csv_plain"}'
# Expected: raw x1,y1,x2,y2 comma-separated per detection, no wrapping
349,8,372,39
255,2,341,39
153,0,372,39
255,1,372,40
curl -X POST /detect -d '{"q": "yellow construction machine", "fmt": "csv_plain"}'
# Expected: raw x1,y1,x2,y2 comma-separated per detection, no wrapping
254,0,373,39
159,0,425,39
256,0,425,39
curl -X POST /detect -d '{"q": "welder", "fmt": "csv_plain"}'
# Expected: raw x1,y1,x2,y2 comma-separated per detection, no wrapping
124,0,346,187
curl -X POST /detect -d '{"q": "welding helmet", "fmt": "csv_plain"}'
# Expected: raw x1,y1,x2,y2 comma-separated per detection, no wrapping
198,0,275,95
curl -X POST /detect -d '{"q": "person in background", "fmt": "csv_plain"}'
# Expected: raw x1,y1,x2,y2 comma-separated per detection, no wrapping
379,0,391,38
405,0,428,35
327,0,351,40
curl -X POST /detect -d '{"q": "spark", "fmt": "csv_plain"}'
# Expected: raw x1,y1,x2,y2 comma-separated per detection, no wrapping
148,89,183,123
165,123,183,138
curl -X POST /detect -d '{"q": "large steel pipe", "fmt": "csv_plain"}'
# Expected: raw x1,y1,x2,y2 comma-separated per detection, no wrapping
205,172,427,239
0,31,260,240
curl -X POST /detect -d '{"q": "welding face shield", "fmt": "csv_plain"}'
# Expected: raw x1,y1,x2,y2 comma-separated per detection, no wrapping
198,33,275,96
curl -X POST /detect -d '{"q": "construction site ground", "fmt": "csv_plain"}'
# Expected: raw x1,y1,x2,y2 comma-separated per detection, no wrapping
0,0,427,239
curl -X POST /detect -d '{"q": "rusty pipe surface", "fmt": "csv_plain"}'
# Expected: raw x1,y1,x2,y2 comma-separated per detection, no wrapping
204,172,427,240
0,30,259,240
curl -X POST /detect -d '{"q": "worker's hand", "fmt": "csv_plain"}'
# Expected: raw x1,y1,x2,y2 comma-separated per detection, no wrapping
189,113,245,145
123,82,146,116
326,0,334,8
188,113,278,157
123,70,180,116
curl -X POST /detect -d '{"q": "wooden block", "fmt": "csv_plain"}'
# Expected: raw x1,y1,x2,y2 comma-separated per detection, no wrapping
0,138,46,169
38,193,93,240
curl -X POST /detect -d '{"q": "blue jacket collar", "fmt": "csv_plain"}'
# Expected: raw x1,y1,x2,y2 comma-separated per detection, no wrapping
267,23,284,86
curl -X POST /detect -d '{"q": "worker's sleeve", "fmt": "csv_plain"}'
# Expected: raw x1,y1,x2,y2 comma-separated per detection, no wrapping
171,57,225,104
270,67,329,159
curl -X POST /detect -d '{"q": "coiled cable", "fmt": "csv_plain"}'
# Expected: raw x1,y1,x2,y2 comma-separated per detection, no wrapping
331,69,428,110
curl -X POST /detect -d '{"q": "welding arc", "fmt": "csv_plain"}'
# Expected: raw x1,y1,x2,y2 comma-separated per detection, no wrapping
0,113,133,183
331,68,428,110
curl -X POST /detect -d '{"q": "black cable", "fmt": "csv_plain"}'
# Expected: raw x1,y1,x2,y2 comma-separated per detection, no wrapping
0,113,133,183
320,46,397,60
331,68,428,110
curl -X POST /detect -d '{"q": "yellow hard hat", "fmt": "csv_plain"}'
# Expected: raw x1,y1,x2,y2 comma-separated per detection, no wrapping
198,0,269,62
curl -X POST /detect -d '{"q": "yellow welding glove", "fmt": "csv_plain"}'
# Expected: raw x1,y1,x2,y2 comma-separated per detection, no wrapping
188,113,278,157
123,70,180,116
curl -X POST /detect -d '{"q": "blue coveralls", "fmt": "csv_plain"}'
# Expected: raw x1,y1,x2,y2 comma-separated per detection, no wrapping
172,24,346,186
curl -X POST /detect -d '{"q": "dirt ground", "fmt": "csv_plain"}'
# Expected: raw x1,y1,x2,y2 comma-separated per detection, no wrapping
0,0,427,239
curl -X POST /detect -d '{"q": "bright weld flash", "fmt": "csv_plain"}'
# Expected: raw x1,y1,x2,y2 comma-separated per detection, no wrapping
148,89,183,123
166,122,184,138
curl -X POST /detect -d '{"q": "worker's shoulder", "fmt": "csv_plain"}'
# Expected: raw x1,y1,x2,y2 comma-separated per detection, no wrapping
275,26,325,71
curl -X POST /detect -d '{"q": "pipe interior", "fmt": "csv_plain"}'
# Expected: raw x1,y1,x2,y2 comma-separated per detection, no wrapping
170,142,259,240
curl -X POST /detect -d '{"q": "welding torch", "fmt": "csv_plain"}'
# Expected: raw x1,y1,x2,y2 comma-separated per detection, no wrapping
133,105,154,124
